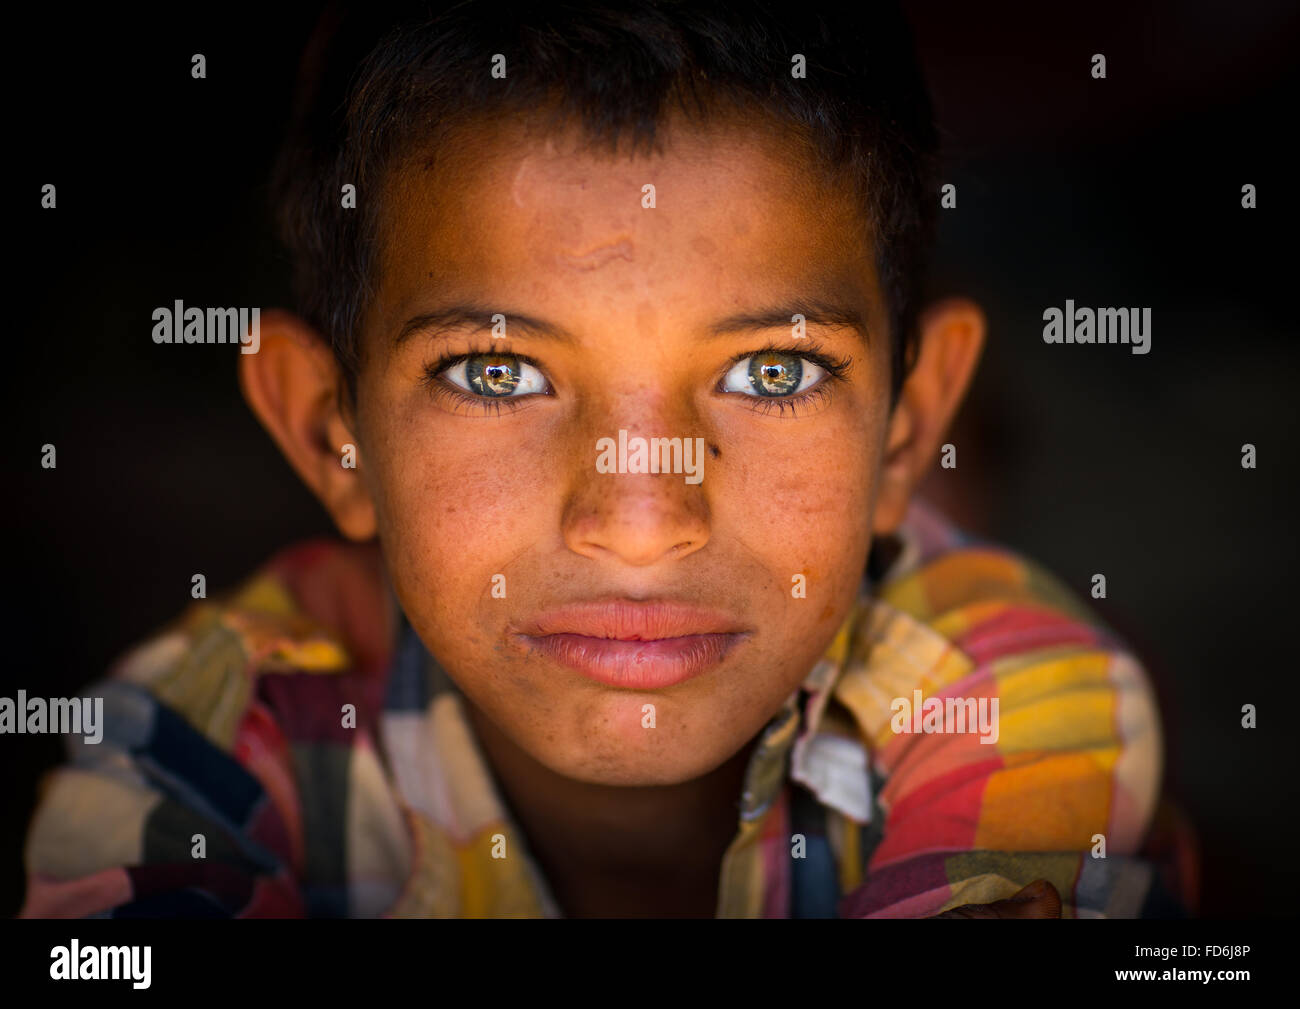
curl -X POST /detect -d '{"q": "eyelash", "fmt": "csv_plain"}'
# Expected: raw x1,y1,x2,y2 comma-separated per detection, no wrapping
420,343,545,417
419,340,853,418
717,341,852,418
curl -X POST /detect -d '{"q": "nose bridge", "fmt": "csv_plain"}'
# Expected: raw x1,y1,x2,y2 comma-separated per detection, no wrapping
603,381,695,448
561,385,712,567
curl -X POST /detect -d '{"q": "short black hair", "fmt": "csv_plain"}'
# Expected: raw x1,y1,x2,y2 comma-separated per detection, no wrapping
272,0,938,402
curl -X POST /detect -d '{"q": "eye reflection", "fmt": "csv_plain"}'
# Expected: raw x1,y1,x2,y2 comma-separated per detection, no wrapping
749,352,802,396
722,350,826,398
439,353,549,398
469,355,522,396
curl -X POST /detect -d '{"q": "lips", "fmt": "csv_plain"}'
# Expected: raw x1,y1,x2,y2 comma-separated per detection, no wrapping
513,600,749,689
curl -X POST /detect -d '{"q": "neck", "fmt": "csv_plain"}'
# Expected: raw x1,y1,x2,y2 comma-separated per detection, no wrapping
463,699,758,917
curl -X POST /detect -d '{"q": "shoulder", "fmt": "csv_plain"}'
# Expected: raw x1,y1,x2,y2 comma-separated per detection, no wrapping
21,539,394,918
837,498,1163,854
831,500,1173,916
107,538,391,744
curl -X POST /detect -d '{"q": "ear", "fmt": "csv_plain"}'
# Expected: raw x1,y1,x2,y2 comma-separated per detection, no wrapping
872,297,986,536
238,309,377,540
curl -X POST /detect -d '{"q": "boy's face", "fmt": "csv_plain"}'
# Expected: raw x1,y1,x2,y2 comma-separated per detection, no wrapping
344,115,896,786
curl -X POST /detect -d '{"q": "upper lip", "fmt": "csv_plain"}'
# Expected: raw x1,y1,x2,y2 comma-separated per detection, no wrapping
515,599,748,641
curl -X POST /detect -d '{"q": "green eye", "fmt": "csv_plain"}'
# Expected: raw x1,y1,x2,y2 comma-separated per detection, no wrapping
441,354,549,398
722,351,826,397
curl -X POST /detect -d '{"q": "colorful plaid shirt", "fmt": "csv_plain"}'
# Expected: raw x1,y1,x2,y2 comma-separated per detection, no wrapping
20,499,1191,917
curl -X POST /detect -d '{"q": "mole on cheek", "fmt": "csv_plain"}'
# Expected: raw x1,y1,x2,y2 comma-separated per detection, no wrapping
708,442,720,459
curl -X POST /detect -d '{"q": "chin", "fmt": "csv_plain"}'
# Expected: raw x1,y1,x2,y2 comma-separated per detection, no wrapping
548,740,718,788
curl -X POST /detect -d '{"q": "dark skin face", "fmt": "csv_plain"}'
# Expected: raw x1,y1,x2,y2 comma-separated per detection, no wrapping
242,112,997,916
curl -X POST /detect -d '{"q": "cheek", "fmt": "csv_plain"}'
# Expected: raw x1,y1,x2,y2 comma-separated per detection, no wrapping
357,396,551,623
713,409,877,597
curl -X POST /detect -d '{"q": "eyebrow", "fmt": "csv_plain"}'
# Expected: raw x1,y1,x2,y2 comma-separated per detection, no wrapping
394,305,574,346
707,299,870,345
394,298,870,347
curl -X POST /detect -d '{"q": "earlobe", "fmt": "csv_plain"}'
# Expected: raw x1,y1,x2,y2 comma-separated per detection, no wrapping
871,298,986,536
238,309,377,540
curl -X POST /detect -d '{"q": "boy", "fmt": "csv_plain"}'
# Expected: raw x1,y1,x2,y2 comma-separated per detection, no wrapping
21,1,1184,918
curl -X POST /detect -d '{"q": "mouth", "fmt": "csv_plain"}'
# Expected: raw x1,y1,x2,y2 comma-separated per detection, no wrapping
512,599,750,689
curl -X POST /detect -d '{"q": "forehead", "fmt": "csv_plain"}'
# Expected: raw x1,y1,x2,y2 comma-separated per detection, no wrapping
368,111,882,342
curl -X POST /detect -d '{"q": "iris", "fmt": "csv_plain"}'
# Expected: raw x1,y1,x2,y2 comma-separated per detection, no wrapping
467,354,524,396
748,352,802,396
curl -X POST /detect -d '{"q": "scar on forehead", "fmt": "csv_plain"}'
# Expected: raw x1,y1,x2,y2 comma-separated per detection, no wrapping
558,239,635,271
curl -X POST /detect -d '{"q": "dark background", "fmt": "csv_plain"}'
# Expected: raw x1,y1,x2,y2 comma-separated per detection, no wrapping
7,1,1298,917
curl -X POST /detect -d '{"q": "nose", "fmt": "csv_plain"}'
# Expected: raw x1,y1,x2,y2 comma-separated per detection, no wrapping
562,433,711,567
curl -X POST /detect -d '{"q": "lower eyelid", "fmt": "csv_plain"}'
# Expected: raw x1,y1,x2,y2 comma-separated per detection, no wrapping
425,379,533,417
740,382,836,417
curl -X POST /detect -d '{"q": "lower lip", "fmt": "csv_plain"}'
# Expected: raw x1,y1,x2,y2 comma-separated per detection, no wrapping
520,632,744,689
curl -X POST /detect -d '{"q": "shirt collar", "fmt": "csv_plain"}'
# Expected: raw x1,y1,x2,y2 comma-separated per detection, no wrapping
734,580,877,827
729,504,944,827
